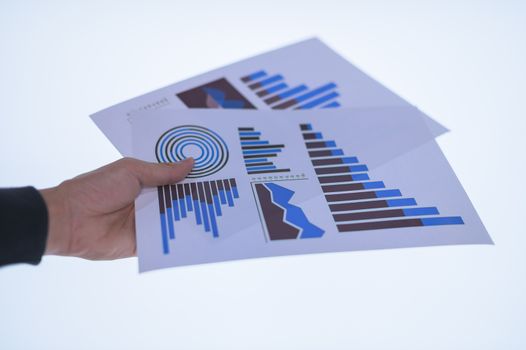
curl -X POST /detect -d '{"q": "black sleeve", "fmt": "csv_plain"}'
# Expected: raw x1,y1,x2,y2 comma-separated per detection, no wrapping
0,187,48,267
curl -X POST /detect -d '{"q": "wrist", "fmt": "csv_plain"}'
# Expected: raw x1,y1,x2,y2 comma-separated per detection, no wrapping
40,185,71,256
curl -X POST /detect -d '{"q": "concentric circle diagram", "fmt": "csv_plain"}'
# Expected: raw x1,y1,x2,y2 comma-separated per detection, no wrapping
155,125,229,178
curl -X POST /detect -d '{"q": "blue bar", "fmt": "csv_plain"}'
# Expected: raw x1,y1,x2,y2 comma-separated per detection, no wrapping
193,199,202,225
213,194,222,216
166,207,175,239
231,185,239,198
278,85,308,99
331,149,344,156
294,83,337,103
312,132,323,139
160,213,169,254
421,216,464,226
387,198,417,207
297,92,340,109
173,199,180,220
257,75,283,87
200,200,210,232
362,181,385,189
243,149,282,155
342,157,359,164
403,207,439,216
325,141,336,147
241,141,269,146
248,165,277,171
239,131,261,137
218,189,227,205
266,83,288,94
322,101,341,108
185,192,193,212
352,173,369,181
245,158,267,163
179,198,187,218
349,164,368,172
225,187,234,207
246,70,266,81
207,204,219,237
375,189,402,198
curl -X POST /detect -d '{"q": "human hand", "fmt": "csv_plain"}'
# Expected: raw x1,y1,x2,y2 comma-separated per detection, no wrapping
40,157,194,260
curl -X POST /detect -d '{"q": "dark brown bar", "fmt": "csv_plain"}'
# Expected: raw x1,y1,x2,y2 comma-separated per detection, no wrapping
157,186,165,213
272,98,297,109
240,137,260,141
302,133,319,140
318,175,356,184
244,153,278,159
241,144,285,150
197,182,206,204
229,178,237,188
306,141,328,149
322,183,365,193
329,200,388,212
338,218,422,232
216,179,224,192
256,89,271,97
177,183,185,201
315,166,350,175
308,150,333,157
164,185,173,208
248,82,262,90
325,191,377,202
300,124,311,131
246,162,274,167
238,127,254,131
264,95,282,105
333,209,405,222
247,168,291,175
312,158,345,166
204,181,213,204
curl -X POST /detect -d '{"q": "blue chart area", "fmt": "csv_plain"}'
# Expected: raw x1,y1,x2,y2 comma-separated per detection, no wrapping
156,125,229,179
254,182,325,240
238,127,291,175
240,70,341,110
299,123,464,232
157,179,240,254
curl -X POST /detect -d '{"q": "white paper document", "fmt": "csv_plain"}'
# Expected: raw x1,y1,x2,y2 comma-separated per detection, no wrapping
91,38,447,155
131,108,491,272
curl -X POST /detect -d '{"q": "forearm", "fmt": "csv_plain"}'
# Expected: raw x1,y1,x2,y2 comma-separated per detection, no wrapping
0,187,49,266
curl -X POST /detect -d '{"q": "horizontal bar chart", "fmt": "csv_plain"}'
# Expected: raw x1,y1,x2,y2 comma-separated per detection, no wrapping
238,127,291,175
240,70,341,110
157,178,240,254
299,122,465,234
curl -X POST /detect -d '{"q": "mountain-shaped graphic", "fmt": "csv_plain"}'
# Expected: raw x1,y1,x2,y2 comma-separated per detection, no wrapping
255,182,325,240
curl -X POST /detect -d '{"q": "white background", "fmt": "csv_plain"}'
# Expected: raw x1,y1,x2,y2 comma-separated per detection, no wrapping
1,1,525,349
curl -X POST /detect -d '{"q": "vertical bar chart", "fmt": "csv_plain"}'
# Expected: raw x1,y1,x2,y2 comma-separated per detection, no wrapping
299,123,464,233
156,178,240,254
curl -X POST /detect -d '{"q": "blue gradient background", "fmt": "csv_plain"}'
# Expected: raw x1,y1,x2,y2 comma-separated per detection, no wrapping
1,1,525,349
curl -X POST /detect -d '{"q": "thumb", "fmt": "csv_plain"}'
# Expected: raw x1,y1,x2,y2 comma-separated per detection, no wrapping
126,157,195,187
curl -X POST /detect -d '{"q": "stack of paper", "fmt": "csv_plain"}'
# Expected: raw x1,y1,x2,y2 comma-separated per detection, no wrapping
91,38,492,272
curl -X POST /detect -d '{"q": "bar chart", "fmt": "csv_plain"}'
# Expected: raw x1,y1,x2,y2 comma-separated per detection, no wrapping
299,123,464,232
157,178,240,254
238,127,291,175
240,70,341,110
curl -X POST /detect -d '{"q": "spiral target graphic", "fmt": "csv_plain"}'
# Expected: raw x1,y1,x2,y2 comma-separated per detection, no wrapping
155,125,229,178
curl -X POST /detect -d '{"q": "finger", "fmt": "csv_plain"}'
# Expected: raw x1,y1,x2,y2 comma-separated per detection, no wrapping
124,157,194,187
